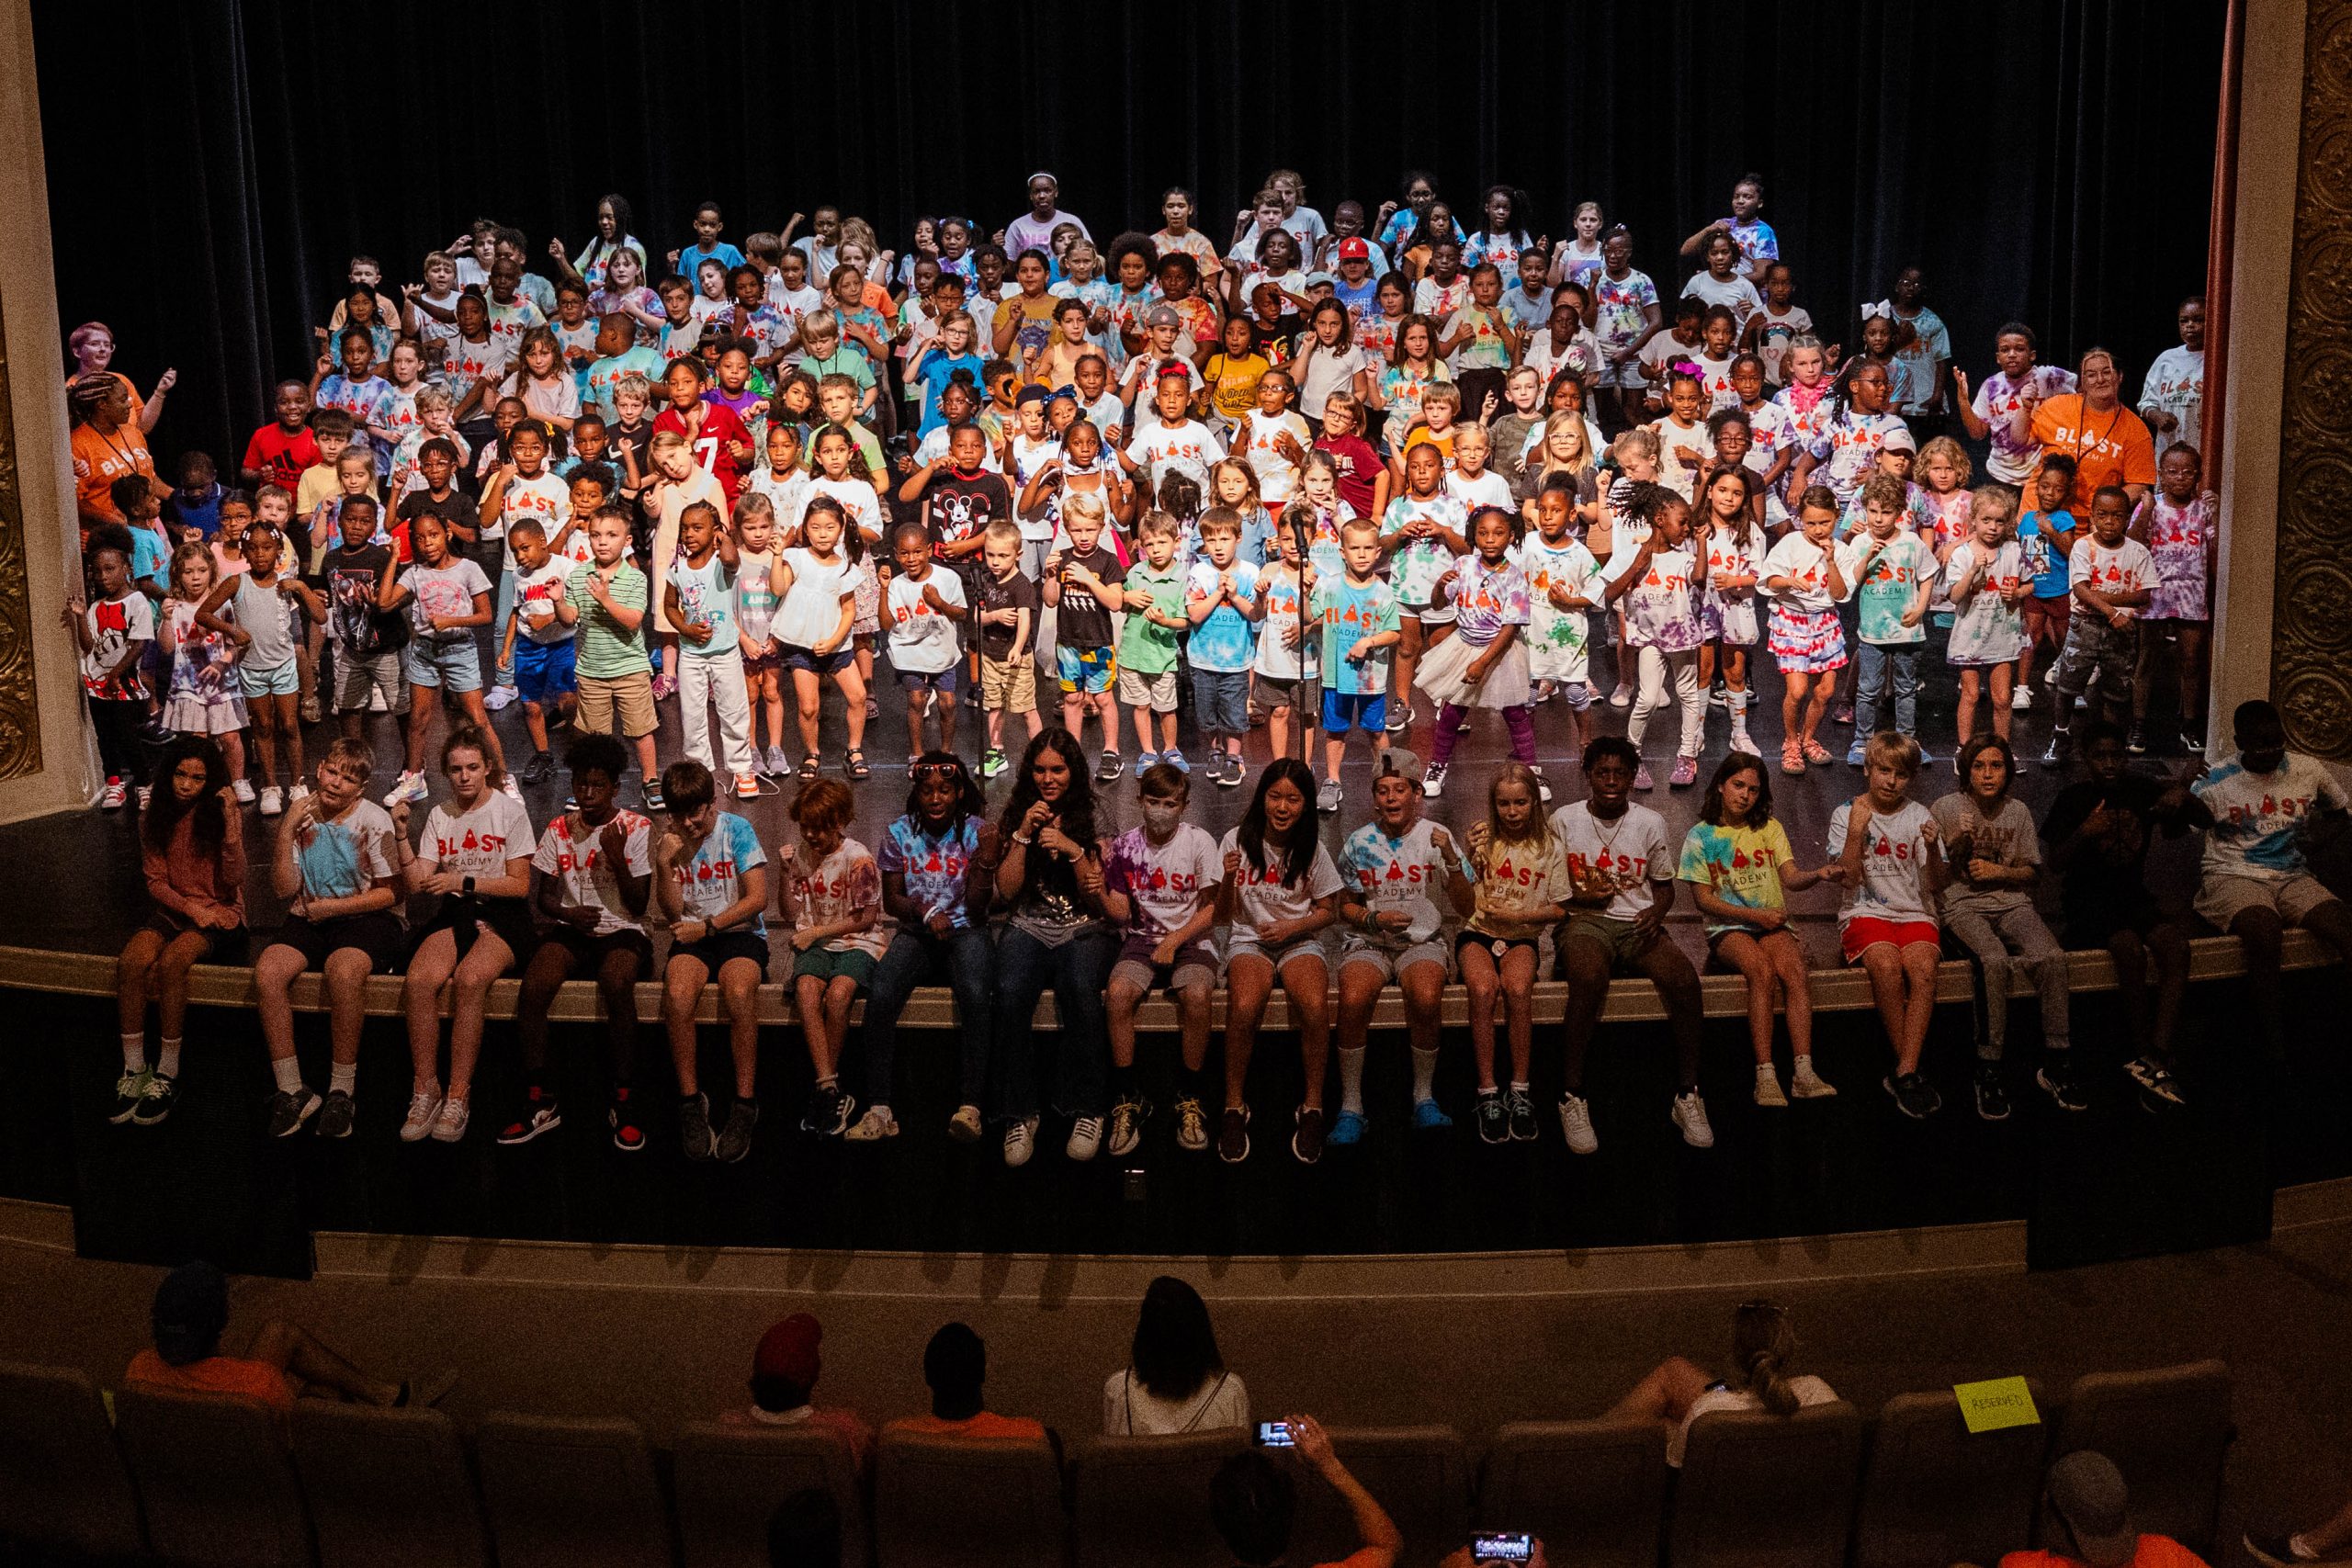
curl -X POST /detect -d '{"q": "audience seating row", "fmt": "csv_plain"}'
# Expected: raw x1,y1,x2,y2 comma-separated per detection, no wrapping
0,1358,2232,1568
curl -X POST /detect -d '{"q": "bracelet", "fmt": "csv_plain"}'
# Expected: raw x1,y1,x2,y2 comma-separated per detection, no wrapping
1012,832,1035,847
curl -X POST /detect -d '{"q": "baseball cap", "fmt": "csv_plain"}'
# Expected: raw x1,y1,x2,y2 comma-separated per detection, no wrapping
1337,238,1371,262
752,1313,823,1388
2046,1451,2136,1568
1015,384,1050,407
153,1259,231,1367
1306,272,1337,289
1881,427,1919,454
1372,747,1426,787
1144,304,1182,329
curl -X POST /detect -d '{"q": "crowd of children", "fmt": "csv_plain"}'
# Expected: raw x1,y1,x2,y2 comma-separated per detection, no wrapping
78,173,2349,1164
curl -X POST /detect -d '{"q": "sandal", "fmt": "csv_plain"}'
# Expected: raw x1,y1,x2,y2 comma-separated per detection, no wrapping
797,754,820,781
1781,739,1806,776
845,748,871,780
1802,738,1835,766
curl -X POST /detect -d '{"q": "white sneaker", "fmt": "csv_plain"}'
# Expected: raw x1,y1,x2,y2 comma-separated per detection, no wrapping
400,1089,443,1143
1066,1115,1103,1161
430,1097,470,1143
232,777,256,805
1729,729,1762,756
1672,1089,1715,1148
1004,1114,1039,1167
764,744,792,777
259,785,285,818
482,684,516,712
1421,761,1447,798
844,1105,899,1141
288,782,311,803
2009,684,2034,711
383,770,429,807
1790,1061,1838,1099
1558,1091,1598,1155
500,773,523,801
99,777,127,810
1754,1071,1789,1109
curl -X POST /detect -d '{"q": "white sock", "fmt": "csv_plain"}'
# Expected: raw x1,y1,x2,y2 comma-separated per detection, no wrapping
120,1032,147,1074
1757,1061,1778,1080
330,1062,357,1095
1730,692,1750,733
272,1056,304,1094
1510,1079,1530,1092
1410,1045,1440,1103
1338,1046,1367,1115
2288,1533,2319,1562
157,1039,182,1077
1794,1053,1816,1076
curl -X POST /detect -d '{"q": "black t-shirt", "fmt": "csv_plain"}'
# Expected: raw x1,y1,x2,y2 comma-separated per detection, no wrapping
322,543,409,657
925,469,1013,559
1253,312,1306,365
2041,773,2166,932
398,489,479,561
1050,543,1122,651
974,568,1039,659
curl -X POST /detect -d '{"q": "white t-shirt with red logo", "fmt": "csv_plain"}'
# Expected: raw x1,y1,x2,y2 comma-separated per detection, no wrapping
1218,829,1343,947
419,792,534,880
788,840,886,957
1105,822,1224,943
1547,801,1673,922
1825,798,1936,926
532,809,655,934
2067,535,2157,612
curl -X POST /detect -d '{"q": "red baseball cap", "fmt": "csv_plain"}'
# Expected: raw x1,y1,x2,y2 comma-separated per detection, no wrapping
753,1314,823,1386
1337,238,1371,262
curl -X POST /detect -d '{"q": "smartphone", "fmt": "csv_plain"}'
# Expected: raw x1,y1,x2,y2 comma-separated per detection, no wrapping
1471,1532,1533,1562
1255,1420,1295,1448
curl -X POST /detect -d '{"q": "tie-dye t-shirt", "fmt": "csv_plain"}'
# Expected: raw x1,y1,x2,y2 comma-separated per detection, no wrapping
1804,410,1912,507
2193,752,2349,882
879,814,985,931
1184,558,1260,673
1591,270,1660,355
1313,574,1399,695
1515,534,1600,684
1968,366,2077,484
1442,551,1532,645
2143,492,2215,621
1381,492,1469,608
293,801,400,903
1103,822,1223,942
1605,542,1707,652
672,811,769,934
1676,818,1798,937
1337,818,1468,948
1838,531,1938,645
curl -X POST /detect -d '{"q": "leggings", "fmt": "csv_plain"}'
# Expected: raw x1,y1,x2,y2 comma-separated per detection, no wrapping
89,696,149,784
1432,703,1535,766
1629,646,1704,759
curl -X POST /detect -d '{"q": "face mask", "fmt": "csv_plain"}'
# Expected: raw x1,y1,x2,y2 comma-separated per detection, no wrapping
1141,803,1182,837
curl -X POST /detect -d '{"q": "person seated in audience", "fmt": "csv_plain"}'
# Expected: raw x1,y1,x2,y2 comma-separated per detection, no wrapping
2005,1450,2211,1568
884,1321,1047,1442
1604,1298,1836,1465
765,1489,842,1568
1210,1414,1402,1568
126,1259,451,1416
720,1312,874,1472
1103,1275,1249,1435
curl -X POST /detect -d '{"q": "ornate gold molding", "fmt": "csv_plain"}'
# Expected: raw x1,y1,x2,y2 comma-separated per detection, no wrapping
0,285,40,781
2274,1,2352,758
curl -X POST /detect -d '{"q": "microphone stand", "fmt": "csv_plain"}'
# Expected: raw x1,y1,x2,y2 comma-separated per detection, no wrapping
1288,505,1318,767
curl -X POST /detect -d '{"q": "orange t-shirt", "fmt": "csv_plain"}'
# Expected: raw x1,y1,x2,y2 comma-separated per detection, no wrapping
2030,394,2156,511
72,420,156,528
126,1349,296,1415
718,1404,876,1472
2000,1539,2209,1568
884,1410,1047,1442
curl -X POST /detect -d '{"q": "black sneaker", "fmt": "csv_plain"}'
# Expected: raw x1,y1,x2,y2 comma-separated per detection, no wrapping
641,780,667,813
1097,750,1125,783
1506,1087,1538,1142
2038,1057,2090,1112
520,750,555,786
2125,1055,2187,1111
1475,1089,1508,1145
715,1097,760,1162
315,1089,356,1139
679,1092,717,1159
800,1083,854,1137
609,1088,646,1152
1973,1064,2013,1122
1884,1072,1941,1121
497,1086,562,1145
133,1072,178,1127
2042,728,2071,767
110,1068,151,1124
266,1087,320,1138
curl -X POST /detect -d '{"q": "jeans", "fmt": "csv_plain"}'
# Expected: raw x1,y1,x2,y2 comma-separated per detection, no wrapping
1945,902,2072,1060
492,567,517,687
1854,642,1920,739
992,925,1115,1121
860,926,993,1110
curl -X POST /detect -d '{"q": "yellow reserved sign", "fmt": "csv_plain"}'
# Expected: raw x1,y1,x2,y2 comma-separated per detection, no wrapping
1954,1376,2041,1434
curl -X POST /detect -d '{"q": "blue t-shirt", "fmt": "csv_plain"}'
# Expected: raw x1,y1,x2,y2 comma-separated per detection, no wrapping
129,523,173,591
878,814,985,931
1184,558,1260,672
678,241,746,276
163,482,225,538
915,351,987,437
673,811,768,934
2017,509,2075,599
667,553,741,660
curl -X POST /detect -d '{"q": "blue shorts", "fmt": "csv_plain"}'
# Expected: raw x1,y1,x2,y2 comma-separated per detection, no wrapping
1057,643,1115,694
513,637,578,705
1191,668,1250,736
1321,689,1388,735
782,644,855,677
240,660,299,699
402,636,482,693
898,666,958,694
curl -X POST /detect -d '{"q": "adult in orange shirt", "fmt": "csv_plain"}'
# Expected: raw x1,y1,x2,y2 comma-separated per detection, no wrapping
882,1321,1047,1443
2001,1450,2211,1568
67,320,175,434
124,1260,450,1416
1210,1414,1403,1568
69,377,159,537
719,1312,875,1472
2024,348,2157,513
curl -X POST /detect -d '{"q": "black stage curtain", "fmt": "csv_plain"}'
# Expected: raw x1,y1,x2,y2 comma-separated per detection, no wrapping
32,0,2221,470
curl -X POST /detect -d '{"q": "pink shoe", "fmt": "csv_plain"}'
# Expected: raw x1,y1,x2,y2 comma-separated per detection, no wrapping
1669,754,1699,787
651,672,678,701
1633,763,1656,791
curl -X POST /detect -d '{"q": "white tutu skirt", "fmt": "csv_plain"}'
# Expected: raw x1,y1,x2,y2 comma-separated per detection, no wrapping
164,694,248,735
1414,633,1532,709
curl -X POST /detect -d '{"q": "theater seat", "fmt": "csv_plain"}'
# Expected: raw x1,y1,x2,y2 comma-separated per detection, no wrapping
1072,1428,1249,1568
874,1429,1066,1568
2052,1360,2232,1554
1291,1426,1470,1568
1475,1419,1667,1568
672,1420,866,1568
1668,1401,1862,1568
474,1412,672,1568
113,1383,314,1568
1854,1388,2049,1568
0,1360,145,1560
291,1400,489,1568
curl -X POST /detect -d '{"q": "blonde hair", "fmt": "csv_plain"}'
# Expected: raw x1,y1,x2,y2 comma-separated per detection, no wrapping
1861,730,1922,778
1916,434,1973,487
413,384,453,413
1611,425,1660,463
1421,381,1462,412
980,518,1023,549
1537,412,1594,477
1730,1302,1803,1417
1207,457,1261,508
614,372,652,404
1972,482,2020,526
649,430,688,456
1483,763,1550,855
1061,490,1107,529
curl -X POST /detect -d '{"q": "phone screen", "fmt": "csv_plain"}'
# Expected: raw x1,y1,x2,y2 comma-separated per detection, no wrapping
1255,1420,1295,1448
1471,1533,1533,1562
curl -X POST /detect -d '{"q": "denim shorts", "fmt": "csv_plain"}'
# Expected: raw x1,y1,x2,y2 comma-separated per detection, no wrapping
402,636,482,693
240,660,300,698
1191,668,1250,735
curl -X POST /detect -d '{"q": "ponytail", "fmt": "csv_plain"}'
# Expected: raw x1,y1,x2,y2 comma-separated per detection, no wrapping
1730,1301,1801,1416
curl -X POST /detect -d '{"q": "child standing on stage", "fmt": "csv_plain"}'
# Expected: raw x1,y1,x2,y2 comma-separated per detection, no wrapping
2045,485,2155,767
1250,516,1320,763
160,545,248,800
1042,491,1125,780
1415,505,1538,799
1695,467,1767,758
1603,483,1709,790
886,523,968,761
1838,473,1939,767
782,779,886,1139
1943,486,2030,749
1312,518,1402,813
1103,763,1227,1158
196,523,320,816
565,506,662,808
1760,487,1851,773
1184,508,1261,787
2135,443,2216,755
1826,732,1948,1121
1115,513,1189,774
1379,441,1469,732
775,497,870,781
1517,474,1600,750
1461,763,1569,1144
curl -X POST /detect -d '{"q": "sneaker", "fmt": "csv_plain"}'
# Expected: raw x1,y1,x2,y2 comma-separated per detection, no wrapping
640,780,666,812
2126,1055,2187,1110
1066,1115,1103,1161
1421,761,1448,798
979,748,1008,780
1216,752,1245,787
948,1103,985,1142
1327,1108,1366,1146
1386,702,1413,733
651,671,677,702
2042,730,2071,767
1558,1091,1598,1154
288,782,312,807
2010,683,2034,711
715,1098,760,1162
1317,778,1343,813
299,693,323,725
1632,764,1655,791
844,1105,899,1141
1163,749,1190,775
2180,728,2204,756
1216,1106,1250,1162
609,1089,646,1152
1911,741,1937,766
1669,755,1698,787
1885,1071,1941,1120
1135,750,1159,773
1537,774,1554,803
1176,1096,1210,1152
800,1083,854,1137
400,1089,444,1143
1292,1106,1326,1164
1728,729,1762,756
2126,722,2148,756
1411,1097,1453,1130
133,1072,177,1126
1097,750,1125,783
259,785,285,817
1507,1088,1538,1142
520,751,555,786
110,1068,152,1123
735,773,763,800
430,1097,470,1144
1608,682,1634,709
315,1089,356,1139
2038,1057,2090,1112
1790,1061,1838,1100
1973,1065,2012,1121
764,745,794,778
1845,741,1868,767
1004,1114,1039,1166
678,1092,717,1160
498,1088,561,1145
135,784,153,811
232,777,256,805
1671,1089,1714,1148
1107,1096,1146,1156
1475,1089,1507,1145
139,714,173,744
1754,1071,1789,1109
1834,701,1855,726
498,773,523,802
482,684,516,712
266,1087,320,1138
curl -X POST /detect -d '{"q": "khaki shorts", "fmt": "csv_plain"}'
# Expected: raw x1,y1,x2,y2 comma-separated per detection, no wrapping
577,671,658,739
980,653,1036,714
1337,935,1450,984
2194,872,2341,931
1117,666,1179,712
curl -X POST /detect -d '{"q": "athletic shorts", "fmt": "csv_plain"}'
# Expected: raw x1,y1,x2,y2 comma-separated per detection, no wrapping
1057,643,1116,694
259,912,404,974
668,930,771,976
1110,934,1216,997
1224,935,1329,976
411,897,537,965
1558,910,1662,969
1322,690,1387,735
1840,916,1941,964
241,660,300,698
791,944,878,987
1337,934,1449,984
532,924,654,976
1457,929,1544,964
513,637,579,705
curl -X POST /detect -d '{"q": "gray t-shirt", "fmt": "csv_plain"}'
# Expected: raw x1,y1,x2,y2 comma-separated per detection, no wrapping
1931,793,2041,918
